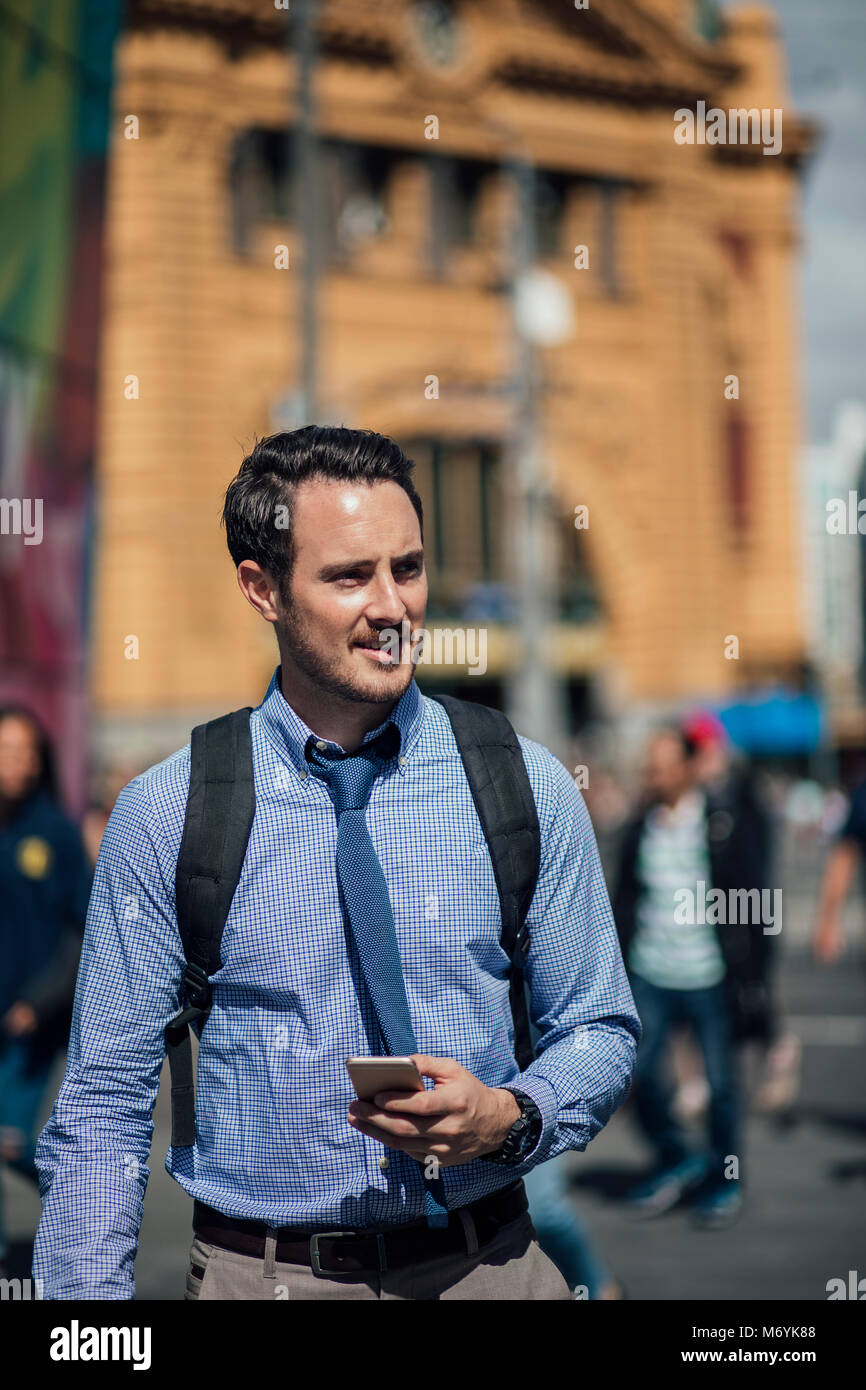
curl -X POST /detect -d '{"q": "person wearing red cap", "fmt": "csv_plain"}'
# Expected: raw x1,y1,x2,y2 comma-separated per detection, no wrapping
683,713,800,1116
612,725,772,1228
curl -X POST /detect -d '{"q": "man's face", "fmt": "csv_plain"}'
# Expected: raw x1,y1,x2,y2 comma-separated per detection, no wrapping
274,477,427,707
643,732,694,806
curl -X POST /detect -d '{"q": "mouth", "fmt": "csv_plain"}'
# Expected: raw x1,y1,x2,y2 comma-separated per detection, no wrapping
354,641,399,665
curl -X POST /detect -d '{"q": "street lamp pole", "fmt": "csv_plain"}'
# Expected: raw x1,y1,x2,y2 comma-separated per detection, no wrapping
289,0,319,425
501,154,571,763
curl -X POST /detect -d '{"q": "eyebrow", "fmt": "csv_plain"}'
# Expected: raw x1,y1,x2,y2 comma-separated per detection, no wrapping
316,548,424,581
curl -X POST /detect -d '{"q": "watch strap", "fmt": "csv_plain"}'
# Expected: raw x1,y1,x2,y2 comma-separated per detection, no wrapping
481,1090,542,1165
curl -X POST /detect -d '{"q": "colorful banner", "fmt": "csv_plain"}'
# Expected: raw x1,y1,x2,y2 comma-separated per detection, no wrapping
0,0,123,811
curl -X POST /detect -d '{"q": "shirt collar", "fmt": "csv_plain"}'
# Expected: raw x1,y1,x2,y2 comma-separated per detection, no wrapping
256,664,425,778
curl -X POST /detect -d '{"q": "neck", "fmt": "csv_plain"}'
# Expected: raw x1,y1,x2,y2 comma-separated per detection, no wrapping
277,664,401,754
662,785,693,810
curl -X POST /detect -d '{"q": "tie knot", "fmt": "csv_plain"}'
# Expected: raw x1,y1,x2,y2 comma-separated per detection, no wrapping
306,724,398,813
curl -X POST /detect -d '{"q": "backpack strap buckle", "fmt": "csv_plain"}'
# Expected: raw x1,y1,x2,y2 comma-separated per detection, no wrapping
183,961,211,1011
514,922,531,964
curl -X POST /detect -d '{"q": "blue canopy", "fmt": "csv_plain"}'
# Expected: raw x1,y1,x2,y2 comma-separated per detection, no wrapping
714,690,825,755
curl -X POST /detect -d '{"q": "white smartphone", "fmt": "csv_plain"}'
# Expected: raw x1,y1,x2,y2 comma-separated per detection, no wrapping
345,1056,424,1102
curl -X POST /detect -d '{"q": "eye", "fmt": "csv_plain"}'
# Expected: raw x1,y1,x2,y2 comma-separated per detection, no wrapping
333,561,421,584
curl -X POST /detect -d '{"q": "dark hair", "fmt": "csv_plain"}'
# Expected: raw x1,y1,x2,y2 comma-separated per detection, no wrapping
656,724,700,762
0,704,59,800
222,425,424,594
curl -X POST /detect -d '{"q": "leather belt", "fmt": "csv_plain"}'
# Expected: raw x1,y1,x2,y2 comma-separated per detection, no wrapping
193,1179,529,1276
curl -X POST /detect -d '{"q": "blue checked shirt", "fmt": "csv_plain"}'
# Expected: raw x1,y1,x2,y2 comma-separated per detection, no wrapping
33,667,640,1298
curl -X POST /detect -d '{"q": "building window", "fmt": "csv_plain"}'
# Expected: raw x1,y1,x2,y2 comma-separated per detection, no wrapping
320,140,394,267
534,170,570,260
719,230,753,278
596,180,623,297
410,439,601,623
409,439,504,614
559,510,602,623
229,128,291,255
229,129,396,263
427,155,496,276
725,414,750,537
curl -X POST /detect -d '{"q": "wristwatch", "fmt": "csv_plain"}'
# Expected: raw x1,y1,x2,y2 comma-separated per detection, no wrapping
481,1090,542,1166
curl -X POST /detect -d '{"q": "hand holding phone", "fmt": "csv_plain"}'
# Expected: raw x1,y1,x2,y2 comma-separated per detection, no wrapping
345,1056,424,1102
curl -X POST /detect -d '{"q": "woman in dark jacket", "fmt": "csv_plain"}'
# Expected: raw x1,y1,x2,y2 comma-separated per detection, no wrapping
0,706,92,1274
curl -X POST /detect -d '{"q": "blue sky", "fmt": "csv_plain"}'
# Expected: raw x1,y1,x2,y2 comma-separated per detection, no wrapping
723,0,866,443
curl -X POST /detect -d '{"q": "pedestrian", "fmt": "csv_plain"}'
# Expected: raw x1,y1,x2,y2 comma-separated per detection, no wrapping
813,772,866,964
612,726,766,1228
81,760,144,867
523,1155,625,1298
0,706,92,1275
682,712,800,1118
33,425,640,1300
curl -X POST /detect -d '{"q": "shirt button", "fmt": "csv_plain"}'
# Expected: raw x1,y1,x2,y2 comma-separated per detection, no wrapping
399,756,406,767
379,1156,390,1171
316,739,327,750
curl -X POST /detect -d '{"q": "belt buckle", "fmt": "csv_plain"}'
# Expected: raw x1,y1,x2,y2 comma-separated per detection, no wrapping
309,1230,388,1277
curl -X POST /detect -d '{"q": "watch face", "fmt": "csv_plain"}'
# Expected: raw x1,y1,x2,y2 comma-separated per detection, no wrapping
411,0,461,68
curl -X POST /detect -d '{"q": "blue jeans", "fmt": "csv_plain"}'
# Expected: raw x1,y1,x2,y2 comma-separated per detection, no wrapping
628,971,741,1184
523,1153,612,1298
0,1035,55,1263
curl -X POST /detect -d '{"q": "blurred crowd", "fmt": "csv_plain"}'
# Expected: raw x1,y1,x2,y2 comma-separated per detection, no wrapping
1,699,863,1293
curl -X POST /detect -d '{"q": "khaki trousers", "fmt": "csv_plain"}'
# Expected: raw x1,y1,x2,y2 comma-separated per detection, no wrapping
184,1209,572,1301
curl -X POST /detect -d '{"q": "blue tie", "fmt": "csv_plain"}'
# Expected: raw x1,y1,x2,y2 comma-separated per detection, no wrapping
306,726,449,1228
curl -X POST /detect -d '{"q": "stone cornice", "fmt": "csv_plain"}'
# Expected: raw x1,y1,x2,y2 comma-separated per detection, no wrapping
128,0,741,105
126,0,817,167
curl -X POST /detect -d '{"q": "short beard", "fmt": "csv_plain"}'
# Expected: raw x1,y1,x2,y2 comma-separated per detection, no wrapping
277,581,409,707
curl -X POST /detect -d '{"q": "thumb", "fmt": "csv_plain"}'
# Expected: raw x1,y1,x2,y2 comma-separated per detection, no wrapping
411,1053,461,1082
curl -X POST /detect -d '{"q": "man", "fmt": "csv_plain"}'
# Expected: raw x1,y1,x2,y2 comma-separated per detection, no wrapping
683,712,799,1117
613,727,766,1229
33,425,640,1300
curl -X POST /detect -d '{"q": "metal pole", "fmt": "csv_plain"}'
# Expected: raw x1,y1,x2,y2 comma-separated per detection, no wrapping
501,155,570,762
290,0,319,425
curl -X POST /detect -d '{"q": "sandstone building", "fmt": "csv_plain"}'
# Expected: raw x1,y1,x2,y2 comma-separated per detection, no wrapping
93,0,816,762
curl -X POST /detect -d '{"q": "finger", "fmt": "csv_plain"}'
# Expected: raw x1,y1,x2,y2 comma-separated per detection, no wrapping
348,1109,443,1139
351,1125,454,1164
349,1099,440,1122
348,1116,428,1150
372,1088,450,1114
410,1054,463,1082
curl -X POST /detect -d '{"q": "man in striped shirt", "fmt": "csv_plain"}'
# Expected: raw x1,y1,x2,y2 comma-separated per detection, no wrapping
613,729,747,1229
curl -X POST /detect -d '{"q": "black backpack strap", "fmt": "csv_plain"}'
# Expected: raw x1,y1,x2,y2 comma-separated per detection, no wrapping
164,707,255,1147
429,693,541,1070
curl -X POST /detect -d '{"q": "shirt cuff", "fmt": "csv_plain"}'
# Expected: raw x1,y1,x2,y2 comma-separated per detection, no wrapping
499,1074,559,1167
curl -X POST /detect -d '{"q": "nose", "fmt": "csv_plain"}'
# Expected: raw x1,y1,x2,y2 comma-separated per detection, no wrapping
365,566,409,627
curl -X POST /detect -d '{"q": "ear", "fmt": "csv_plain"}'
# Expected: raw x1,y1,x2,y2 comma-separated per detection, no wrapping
237,560,280,624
